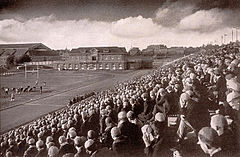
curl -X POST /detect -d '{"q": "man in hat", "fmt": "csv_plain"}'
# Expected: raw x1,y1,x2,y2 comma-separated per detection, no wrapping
74,136,87,157
127,110,143,128
197,127,224,157
36,140,47,157
138,93,155,123
23,138,38,157
176,92,200,144
213,68,227,104
48,146,59,157
111,127,130,157
210,114,235,152
84,139,96,156
117,111,142,149
227,91,240,153
6,139,19,156
101,117,116,148
58,136,77,157
143,120,169,157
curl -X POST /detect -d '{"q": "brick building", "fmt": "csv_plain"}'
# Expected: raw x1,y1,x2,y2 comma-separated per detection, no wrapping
53,47,128,70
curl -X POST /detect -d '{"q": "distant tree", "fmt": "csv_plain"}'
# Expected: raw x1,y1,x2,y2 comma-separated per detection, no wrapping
6,55,15,69
16,54,31,64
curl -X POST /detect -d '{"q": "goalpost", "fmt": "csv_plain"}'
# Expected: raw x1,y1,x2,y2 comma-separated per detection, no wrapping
24,64,39,80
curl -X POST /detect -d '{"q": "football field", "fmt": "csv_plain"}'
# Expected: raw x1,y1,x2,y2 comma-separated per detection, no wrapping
0,69,151,134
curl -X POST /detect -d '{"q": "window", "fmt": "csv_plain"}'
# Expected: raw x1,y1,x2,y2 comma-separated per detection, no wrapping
92,56,97,61
99,64,103,69
112,63,116,70
119,64,123,69
63,64,66,69
105,63,109,69
69,64,72,69
93,64,96,70
75,64,78,69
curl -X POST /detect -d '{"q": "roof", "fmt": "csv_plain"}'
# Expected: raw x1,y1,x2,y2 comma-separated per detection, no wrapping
0,43,50,50
28,51,60,56
0,43,55,58
0,48,29,58
70,47,127,55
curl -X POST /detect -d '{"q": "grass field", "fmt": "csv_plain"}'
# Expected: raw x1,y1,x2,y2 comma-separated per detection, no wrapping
0,68,151,133
0,69,129,109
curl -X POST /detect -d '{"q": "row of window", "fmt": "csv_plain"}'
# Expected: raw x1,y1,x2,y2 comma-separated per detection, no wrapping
70,55,122,61
57,63,124,70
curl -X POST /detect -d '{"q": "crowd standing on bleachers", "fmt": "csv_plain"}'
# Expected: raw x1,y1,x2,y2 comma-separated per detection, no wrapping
0,43,240,157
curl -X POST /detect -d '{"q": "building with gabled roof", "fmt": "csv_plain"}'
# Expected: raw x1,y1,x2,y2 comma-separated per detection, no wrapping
0,43,61,66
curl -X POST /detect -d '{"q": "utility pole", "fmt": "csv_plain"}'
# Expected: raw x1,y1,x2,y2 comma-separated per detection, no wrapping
221,35,223,45
233,27,239,41
232,28,234,42
224,34,227,44
25,64,27,79
37,64,39,80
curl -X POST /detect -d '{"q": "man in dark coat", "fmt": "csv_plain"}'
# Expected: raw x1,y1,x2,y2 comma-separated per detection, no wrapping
153,88,171,116
214,68,227,103
6,139,20,157
23,138,38,157
138,93,155,123
101,117,115,148
58,136,77,157
143,121,170,157
117,111,142,148
111,127,130,157
177,92,200,142
36,140,47,157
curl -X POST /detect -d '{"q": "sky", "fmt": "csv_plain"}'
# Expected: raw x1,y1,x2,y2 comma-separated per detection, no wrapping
0,0,240,50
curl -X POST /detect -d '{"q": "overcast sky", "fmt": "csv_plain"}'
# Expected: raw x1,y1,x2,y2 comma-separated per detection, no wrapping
0,0,240,50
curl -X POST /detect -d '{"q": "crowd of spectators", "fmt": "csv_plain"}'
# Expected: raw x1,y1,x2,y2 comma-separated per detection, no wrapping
0,43,240,157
